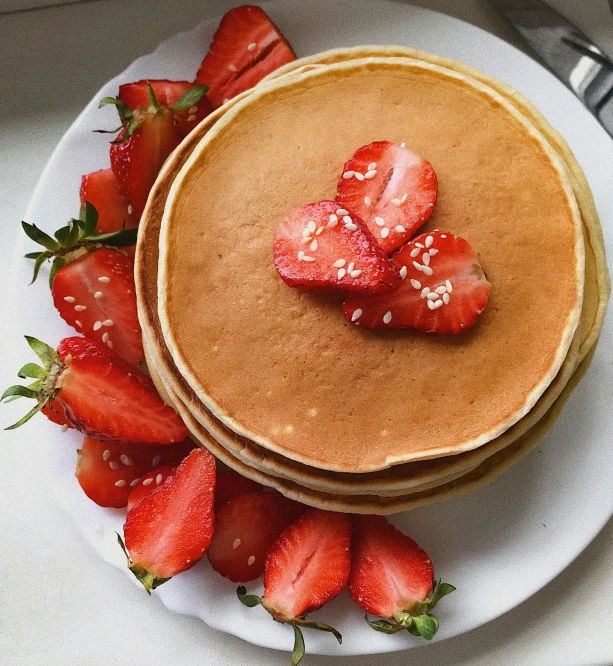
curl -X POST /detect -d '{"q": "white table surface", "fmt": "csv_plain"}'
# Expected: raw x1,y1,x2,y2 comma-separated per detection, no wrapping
1,1,612,665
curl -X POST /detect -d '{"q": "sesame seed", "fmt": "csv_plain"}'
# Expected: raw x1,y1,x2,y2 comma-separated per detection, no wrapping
102,319,114,327
410,248,420,258
152,456,161,466
383,311,392,324
427,299,437,310
429,248,439,256
127,205,134,215
248,42,257,51
427,292,438,301
400,142,406,148
399,266,408,280
364,170,377,179
336,209,349,216
74,305,86,312
130,478,140,487
415,242,424,249
391,198,401,206
142,478,153,486
342,215,353,224
443,293,450,304
107,340,113,349
413,261,423,272
347,261,355,273
310,239,318,252
109,462,119,470
345,222,357,231
425,235,434,248
247,556,256,566
351,308,363,322
400,193,408,204
63,296,75,303
375,216,385,227
446,280,453,292
381,228,390,239
228,64,237,72
337,268,346,279
301,237,312,244
354,172,365,181
94,291,103,299
368,162,377,171
435,286,447,294
98,276,110,283
233,538,242,549
421,287,431,298
156,473,163,485
75,320,82,328
120,454,131,466
441,234,447,238
102,449,111,461
187,114,197,122
395,225,405,233
302,255,315,262
333,259,346,268
422,265,433,276
410,278,421,289
188,105,198,114
114,480,126,488
316,226,324,235
342,171,354,179
350,269,362,278
64,353,72,365
93,321,102,331
223,98,230,104
328,214,338,228
433,299,443,309
298,250,305,260
307,220,316,233
364,196,371,207
422,253,430,266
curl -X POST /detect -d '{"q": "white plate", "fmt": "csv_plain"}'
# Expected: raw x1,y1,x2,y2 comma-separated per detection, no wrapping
5,0,613,658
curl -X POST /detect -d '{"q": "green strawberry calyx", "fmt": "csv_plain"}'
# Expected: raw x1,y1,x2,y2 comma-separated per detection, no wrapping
117,534,171,595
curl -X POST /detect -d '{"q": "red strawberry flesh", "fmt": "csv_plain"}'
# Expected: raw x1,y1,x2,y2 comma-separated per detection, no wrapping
273,200,401,295
336,141,438,254
127,465,176,512
215,469,263,507
343,231,490,334
80,168,138,235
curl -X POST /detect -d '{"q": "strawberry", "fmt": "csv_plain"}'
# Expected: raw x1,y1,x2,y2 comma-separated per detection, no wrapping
273,201,401,296
100,84,207,216
194,5,296,108
51,247,143,366
343,231,491,334
3,336,188,444
80,168,138,234
349,515,455,640
238,509,351,664
40,399,71,427
120,447,216,592
208,490,304,582
117,79,212,138
336,141,438,254
215,469,263,507
127,465,176,512
76,437,193,509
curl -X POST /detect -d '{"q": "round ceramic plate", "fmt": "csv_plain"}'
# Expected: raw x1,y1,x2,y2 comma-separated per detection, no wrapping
5,0,613,657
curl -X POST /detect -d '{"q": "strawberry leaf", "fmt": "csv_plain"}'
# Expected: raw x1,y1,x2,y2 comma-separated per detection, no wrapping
3,400,47,430
170,85,208,111
99,96,133,122
365,616,404,634
411,613,439,640
25,336,59,368
117,534,171,595
236,586,263,608
17,363,45,379
22,221,60,251
291,625,305,666
291,618,342,644
1,385,40,400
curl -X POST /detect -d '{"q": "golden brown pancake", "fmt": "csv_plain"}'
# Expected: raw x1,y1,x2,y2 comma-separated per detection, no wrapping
157,57,584,471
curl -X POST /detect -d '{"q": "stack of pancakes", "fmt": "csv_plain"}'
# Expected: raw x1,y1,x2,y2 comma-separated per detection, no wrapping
135,47,609,515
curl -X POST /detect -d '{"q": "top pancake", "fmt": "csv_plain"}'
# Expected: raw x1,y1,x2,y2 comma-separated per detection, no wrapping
158,57,584,472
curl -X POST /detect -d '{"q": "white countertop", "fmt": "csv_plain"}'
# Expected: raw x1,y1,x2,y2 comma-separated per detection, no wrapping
1,1,612,665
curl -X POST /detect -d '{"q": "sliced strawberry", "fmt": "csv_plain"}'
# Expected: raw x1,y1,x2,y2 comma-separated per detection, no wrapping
2,336,188,443
215,469,263,507
336,141,438,254
208,491,304,582
237,508,350,663
52,247,143,366
273,201,401,296
121,447,216,592
127,465,176,512
194,5,296,108
117,79,212,138
40,399,71,427
80,168,138,233
343,231,490,334
349,515,455,640
76,438,192,509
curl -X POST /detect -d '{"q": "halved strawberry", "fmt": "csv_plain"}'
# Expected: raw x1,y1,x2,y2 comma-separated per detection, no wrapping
76,438,192,509
349,515,454,640
3,336,188,444
208,490,304,582
121,447,216,592
336,141,438,254
238,509,351,664
127,465,176,511
273,201,401,295
40,399,71,427
343,231,490,334
117,79,212,138
194,5,296,108
80,168,138,234
52,247,143,366
215,469,263,507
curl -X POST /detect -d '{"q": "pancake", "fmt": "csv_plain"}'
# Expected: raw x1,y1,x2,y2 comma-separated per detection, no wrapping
157,56,584,471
